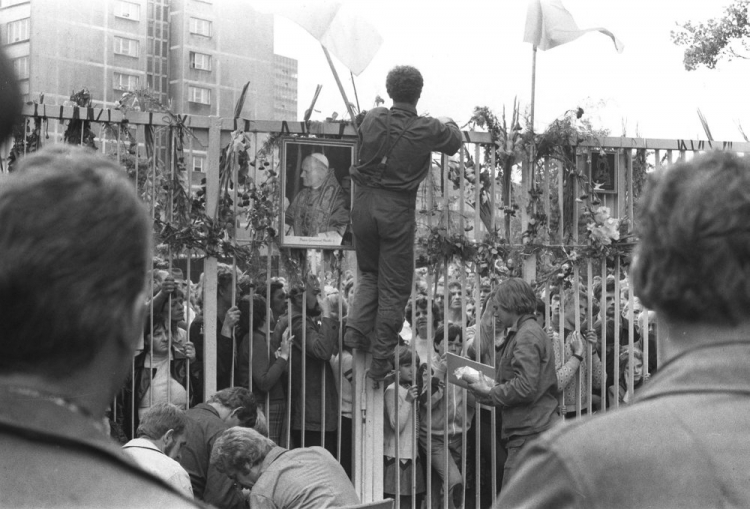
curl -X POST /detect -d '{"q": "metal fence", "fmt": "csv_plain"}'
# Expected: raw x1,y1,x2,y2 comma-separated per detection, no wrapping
7,103,750,508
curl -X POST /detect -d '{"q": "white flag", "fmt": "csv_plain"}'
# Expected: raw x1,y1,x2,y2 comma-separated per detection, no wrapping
524,0,624,53
272,1,383,76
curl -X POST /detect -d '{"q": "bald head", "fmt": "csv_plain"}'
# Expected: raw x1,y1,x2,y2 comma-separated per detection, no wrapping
301,154,329,189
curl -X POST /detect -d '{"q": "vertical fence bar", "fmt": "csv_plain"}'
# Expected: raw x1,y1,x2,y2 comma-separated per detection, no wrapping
203,116,223,399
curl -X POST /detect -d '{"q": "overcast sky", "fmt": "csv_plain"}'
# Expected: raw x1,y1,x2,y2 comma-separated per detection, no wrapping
251,0,747,142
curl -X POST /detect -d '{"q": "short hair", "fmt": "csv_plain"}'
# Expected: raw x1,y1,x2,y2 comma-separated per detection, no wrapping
395,343,420,367
211,427,275,475
405,295,440,328
136,403,187,440
238,294,267,336
385,66,423,104
0,146,150,378
493,278,537,315
433,323,463,346
632,151,750,325
208,387,258,427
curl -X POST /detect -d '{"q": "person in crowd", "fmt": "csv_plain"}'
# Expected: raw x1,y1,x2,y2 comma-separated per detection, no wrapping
331,342,354,479
421,324,475,509
405,295,441,366
434,278,446,313
467,278,559,489
211,427,359,509
179,387,258,509
122,403,194,498
345,65,462,380
465,297,477,326
285,153,349,240
0,146,198,507
264,278,288,331
189,267,241,401
282,275,340,455
445,280,466,325
384,345,425,508
607,346,644,408
550,290,603,418
478,278,493,311
498,151,750,507
121,315,198,439
236,295,291,447
343,278,356,307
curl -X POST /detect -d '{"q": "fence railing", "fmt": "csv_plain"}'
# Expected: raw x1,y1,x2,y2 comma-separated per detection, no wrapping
7,103,750,508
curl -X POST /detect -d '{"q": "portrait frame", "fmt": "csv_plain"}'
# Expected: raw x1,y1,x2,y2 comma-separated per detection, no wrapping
280,137,356,250
589,152,618,194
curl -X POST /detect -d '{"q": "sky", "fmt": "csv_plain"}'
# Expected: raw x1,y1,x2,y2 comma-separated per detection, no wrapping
249,0,749,142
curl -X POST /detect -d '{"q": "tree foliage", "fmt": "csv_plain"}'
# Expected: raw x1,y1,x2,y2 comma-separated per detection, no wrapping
671,0,750,70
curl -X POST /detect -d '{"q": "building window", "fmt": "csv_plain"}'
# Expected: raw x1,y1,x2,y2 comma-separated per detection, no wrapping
6,18,29,44
189,17,211,37
12,56,28,79
192,156,206,172
114,72,140,91
188,86,211,105
114,36,139,57
189,52,211,71
115,1,140,21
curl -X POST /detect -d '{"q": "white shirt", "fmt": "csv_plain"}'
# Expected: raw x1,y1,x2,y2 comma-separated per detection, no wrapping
122,438,194,499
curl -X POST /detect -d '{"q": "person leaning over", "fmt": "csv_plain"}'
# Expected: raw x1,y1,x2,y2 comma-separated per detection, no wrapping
122,403,194,498
0,146,200,508
179,387,258,509
211,427,360,509
497,151,750,508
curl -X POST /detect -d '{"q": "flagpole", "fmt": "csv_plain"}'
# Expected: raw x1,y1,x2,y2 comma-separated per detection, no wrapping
321,44,359,130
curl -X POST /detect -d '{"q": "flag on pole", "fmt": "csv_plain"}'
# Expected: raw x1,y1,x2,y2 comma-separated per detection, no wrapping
271,1,383,76
523,0,624,53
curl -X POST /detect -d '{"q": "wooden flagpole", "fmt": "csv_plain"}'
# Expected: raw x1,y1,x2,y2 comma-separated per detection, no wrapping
321,44,359,130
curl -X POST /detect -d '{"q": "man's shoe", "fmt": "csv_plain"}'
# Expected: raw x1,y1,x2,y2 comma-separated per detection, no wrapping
366,357,393,382
344,327,371,352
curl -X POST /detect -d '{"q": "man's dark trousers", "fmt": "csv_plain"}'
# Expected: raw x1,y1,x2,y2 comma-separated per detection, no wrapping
347,185,416,361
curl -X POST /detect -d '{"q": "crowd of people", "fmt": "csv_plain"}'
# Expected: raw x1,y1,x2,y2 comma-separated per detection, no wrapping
112,248,657,509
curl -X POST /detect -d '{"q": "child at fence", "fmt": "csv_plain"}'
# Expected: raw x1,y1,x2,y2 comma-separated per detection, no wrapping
608,346,644,407
420,323,476,509
384,345,425,508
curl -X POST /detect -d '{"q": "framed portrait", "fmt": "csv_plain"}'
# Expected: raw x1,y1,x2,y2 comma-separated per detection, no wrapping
589,152,617,194
280,138,356,250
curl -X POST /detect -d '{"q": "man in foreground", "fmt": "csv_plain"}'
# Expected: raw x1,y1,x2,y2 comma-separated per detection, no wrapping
497,151,750,507
345,65,462,379
211,427,359,508
467,278,559,488
179,387,258,508
122,403,194,498
0,146,199,507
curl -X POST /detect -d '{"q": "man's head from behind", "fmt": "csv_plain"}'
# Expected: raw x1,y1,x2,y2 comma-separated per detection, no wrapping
211,427,275,490
137,403,188,460
633,151,750,326
0,146,150,380
300,153,329,190
208,387,258,428
386,65,423,105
